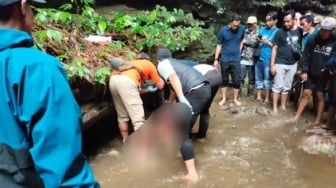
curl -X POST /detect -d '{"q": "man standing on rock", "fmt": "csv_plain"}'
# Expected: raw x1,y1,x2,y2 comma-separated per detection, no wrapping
214,13,245,106
0,0,100,187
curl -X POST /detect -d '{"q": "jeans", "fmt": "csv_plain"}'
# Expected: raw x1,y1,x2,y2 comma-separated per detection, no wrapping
255,60,272,90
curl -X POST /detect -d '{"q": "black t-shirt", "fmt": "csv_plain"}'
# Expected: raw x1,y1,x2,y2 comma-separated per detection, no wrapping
273,27,303,65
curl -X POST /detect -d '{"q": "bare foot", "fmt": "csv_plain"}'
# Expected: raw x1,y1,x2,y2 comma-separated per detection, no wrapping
272,109,278,116
218,99,226,106
280,107,286,111
234,100,241,106
181,173,199,183
289,117,298,123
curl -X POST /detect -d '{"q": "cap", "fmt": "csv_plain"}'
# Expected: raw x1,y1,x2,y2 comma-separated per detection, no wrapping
157,48,172,60
320,17,336,30
246,16,257,24
314,15,323,24
0,0,46,6
110,57,123,70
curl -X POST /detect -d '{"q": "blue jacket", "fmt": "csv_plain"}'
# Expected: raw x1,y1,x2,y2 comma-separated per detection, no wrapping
0,29,100,187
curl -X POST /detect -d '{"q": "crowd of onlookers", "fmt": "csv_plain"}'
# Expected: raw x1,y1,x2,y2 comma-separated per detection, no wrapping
216,10,336,135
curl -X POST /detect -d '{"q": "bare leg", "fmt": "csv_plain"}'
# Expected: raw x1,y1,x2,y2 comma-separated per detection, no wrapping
218,87,227,105
273,92,280,114
293,89,312,122
118,121,129,143
315,91,325,125
256,89,262,101
323,106,336,129
183,159,199,182
264,89,271,103
233,88,241,106
280,94,288,111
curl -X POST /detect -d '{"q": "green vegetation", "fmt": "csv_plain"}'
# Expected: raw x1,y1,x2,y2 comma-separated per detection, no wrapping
33,4,205,85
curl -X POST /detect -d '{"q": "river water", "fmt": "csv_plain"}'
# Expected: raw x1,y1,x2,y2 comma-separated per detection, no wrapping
83,91,336,188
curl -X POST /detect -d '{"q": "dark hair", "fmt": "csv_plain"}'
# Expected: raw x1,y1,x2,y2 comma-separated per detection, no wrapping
0,3,17,22
284,9,295,19
266,11,278,21
230,13,241,22
300,15,314,24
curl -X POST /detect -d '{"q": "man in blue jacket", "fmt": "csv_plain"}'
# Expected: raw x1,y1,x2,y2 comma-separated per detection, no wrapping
0,0,100,187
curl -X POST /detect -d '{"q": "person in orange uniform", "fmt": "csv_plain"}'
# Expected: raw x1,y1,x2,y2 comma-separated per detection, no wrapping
109,57,165,142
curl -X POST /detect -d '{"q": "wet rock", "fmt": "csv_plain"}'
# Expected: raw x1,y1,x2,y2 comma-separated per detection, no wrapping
255,106,273,116
81,102,115,130
298,134,336,156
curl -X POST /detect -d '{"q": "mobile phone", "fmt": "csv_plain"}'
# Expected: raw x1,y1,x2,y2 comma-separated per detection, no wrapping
257,35,262,39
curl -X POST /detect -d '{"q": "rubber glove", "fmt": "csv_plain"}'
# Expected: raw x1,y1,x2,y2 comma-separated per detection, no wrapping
178,96,193,114
147,85,158,93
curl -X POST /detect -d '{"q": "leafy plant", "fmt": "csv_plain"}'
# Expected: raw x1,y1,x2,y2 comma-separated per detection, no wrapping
64,59,91,81
33,4,205,84
94,66,111,84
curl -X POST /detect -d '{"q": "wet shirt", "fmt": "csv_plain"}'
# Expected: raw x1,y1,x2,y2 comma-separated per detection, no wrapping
301,33,336,77
258,26,278,63
273,27,303,65
0,29,99,188
158,58,206,94
217,24,245,62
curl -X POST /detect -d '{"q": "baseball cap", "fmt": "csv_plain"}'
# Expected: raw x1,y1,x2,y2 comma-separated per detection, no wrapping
320,17,336,30
314,15,323,24
0,0,46,7
246,16,257,24
157,48,172,60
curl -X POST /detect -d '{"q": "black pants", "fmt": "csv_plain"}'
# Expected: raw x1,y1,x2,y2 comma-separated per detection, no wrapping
179,84,211,161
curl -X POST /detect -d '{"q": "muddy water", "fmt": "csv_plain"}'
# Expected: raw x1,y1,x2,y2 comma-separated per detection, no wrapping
83,91,336,188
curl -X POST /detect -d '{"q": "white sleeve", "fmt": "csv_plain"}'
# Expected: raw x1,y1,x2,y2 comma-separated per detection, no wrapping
157,59,176,81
